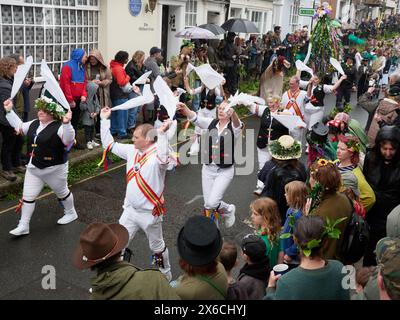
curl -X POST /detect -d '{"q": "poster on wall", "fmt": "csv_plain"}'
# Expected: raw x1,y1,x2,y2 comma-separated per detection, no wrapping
129,0,142,17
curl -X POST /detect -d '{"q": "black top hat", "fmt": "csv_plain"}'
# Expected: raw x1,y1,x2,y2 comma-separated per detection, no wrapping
241,234,267,263
388,85,400,97
310,121,329,144
177,216,222,266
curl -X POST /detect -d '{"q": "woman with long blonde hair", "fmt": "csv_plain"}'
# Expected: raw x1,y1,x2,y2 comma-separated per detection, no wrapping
250,197,283,267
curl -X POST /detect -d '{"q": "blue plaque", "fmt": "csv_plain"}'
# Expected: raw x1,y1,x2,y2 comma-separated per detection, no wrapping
129,0,142,17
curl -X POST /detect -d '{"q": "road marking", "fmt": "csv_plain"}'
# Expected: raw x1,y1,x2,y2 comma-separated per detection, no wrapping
0,113,253,215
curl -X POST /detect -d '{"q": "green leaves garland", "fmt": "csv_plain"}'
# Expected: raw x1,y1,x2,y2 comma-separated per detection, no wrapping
310,10,342,79
34,97,66,120
269,139,301,159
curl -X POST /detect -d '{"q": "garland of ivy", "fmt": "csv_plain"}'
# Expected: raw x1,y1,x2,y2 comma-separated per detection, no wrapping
34,97,66,120
310,5,342,79
269,140,301,159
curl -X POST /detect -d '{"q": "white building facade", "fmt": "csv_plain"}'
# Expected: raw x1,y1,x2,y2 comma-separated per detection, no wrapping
0,0,323,78
0,0,100,78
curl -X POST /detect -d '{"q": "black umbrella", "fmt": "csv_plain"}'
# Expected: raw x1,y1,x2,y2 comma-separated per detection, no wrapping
198,23,226,35
221,18,259,34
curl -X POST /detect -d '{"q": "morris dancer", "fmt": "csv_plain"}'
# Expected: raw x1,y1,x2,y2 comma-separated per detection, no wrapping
4,96,77,236
99,106,173,281
176,101,243,228
281,75,308,143
245,95,289,195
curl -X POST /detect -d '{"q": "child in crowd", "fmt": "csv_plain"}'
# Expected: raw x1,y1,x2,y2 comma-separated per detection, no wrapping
281,181,308,266
226,235,270,300
250,197,284,267
219,240,248,300
80,82,100,149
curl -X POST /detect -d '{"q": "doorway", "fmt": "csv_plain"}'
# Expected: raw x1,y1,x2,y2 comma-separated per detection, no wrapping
161,5,170,66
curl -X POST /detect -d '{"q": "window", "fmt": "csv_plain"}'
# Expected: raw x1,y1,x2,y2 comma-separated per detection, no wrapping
185,0,197,27
0,0,100,78
289,0,300,32
251,11,262,33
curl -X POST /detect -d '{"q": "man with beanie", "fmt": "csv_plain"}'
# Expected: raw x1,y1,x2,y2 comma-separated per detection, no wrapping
227,234,270,300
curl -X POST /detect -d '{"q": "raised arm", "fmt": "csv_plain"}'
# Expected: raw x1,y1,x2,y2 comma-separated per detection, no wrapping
176,102,213,129
331,74,347,91
4,99,33,135
99,107,133,160
58,109,75,145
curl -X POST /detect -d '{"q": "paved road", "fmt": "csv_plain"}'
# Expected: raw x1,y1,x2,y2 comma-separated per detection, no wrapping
0,92,369,299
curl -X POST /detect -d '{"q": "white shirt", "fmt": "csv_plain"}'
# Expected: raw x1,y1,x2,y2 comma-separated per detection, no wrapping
6,110,75,168
101,119,169,211
189,114,243,165
281,89,308,118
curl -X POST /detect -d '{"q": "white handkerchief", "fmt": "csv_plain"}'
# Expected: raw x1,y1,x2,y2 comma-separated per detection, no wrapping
153,76,178,119
133,71,152,85
40,60,70,110
111,84,154,111
330,57,345,76
194,64,224,90
272,114,306,131
11,56,33,100
295,60,314,76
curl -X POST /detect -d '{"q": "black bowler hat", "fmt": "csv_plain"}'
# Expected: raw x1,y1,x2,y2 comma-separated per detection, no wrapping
310,121,329,144
177,216,222,266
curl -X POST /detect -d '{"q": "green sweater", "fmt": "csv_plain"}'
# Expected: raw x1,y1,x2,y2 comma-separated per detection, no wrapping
91,261,180,300
265,260,350,300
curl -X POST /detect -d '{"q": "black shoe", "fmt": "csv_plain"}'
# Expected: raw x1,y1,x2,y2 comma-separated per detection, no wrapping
1,170,17,182
12,166,26,174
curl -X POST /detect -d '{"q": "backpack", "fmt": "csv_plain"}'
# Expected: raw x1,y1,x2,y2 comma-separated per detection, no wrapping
340,197,370,264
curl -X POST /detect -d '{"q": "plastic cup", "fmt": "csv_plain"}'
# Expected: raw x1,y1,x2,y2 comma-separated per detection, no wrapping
273,263,289,276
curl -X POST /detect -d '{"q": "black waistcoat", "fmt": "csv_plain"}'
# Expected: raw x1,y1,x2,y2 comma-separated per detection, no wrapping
310,85,325,106
203,119,235,168
27,120,67,169
257,108,289,149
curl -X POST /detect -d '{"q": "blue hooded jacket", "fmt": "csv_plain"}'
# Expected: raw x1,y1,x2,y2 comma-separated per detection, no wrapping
64,48,86,83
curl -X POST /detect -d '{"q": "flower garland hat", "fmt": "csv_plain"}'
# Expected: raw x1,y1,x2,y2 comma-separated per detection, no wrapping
269,135,302,160
34,95,67,120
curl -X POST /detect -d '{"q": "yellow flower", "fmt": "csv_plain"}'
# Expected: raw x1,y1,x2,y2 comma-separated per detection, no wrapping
317,158,329,166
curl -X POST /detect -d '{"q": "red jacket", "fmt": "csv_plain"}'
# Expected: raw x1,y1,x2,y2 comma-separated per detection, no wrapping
110,60,130,86
59,64,88,103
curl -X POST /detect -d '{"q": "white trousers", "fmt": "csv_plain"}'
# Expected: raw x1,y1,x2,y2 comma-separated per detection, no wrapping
257,147,271,189
119,202,171,276
202,164,234,215
18,163,76,227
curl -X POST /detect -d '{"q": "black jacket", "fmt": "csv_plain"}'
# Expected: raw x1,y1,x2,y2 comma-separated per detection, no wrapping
363,126,400,228
125,61,147,85
261,160,308,223
0,76,14,126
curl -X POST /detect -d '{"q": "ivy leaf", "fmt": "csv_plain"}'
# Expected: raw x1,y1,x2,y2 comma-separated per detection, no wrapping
280,233,292,239
303,249,312,257
328,229,341,239
306,239,321,250
288,214,296,228
332,217,348,228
